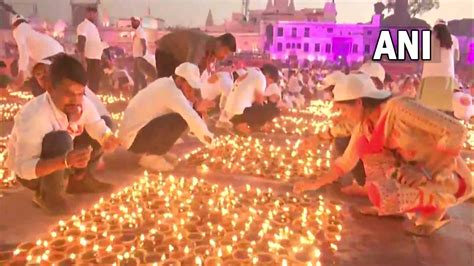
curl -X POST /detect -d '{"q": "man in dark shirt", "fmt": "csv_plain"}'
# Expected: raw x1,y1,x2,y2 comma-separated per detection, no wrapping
155,30,236,78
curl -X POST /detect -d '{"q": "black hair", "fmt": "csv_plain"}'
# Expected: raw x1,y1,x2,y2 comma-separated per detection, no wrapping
50,54,87,88
433,24,453,49
12,19,27,28
216,33,237,52
260,64,279,82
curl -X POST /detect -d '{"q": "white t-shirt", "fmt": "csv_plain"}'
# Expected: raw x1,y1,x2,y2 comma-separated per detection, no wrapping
13,23,64,72
224,67,266,117
422,34,459,79
264,83,282,100
118,77,213,149
77,19,104,60
200,71,233,101
132,26,147,58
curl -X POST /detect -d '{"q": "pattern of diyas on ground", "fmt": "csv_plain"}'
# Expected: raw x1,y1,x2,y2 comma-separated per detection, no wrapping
3,173,343,266
180,135,333,183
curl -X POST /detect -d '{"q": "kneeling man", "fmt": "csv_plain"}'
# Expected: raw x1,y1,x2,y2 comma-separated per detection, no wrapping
118,63,214,172
8,55,120,215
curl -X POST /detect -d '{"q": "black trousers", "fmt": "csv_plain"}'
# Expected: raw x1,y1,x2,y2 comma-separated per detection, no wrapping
230,102,280,130
17,117,113,198
129,113,188,155
334,137,366,186
155,49,180,78
133,58,147,95
86,59,102,93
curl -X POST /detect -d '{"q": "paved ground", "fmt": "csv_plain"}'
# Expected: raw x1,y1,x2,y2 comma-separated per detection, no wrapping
0,138,473,266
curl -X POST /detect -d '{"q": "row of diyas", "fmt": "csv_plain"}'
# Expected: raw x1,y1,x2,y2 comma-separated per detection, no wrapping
180,135,332,182
266,116,334,136
462,121,474,152
97,93,130,105
3,172,343,265
0,135,16,190
285,100,339,119
0,90,33,122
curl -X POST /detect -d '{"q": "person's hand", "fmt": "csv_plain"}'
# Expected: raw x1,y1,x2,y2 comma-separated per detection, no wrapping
196,99,216,114
102,134,121,153
66,146,93,169
204,135,213,145
293,180,321,194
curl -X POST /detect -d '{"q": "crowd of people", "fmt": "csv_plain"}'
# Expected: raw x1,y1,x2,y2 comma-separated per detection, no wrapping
1,6,473,238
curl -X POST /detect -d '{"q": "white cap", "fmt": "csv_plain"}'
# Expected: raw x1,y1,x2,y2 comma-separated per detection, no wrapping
452,92,474,121
318,70,345,91
333,73,391,102
11,14,27,25
359,62,385,84
131,16,141,21
435,19,447,26
175,62,203,89
32,59,52,69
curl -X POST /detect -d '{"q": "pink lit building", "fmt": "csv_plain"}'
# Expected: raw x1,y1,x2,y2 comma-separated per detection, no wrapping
269,18,380,64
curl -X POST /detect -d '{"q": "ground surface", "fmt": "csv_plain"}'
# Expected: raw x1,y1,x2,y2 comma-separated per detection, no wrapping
0,138,473,266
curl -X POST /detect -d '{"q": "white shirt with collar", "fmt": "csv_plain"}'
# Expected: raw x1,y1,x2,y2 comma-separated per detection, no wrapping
13,23,64,72
7,93,110,180
118,77,213,149
223,67,266,117
132,26,147,58
77,19,104,60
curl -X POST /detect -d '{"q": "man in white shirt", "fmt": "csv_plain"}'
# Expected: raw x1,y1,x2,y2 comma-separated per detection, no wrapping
8,55,120,215
11,15,64,88
77,7,105,93
131,16,148,93
200,70,233,111
118,62,214,172
217,65,280,134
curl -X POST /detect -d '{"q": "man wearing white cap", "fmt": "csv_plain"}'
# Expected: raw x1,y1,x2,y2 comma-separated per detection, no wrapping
295,73,472,236
131,16,148,93
11,15,64,87
118,62,214,172
216,67,266,134
418,19,460,113
358,61,386,90
77,7,106,93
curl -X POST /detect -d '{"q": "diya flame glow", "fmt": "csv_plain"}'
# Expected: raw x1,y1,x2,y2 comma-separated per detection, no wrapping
7,173,343,265
180,135,332,182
